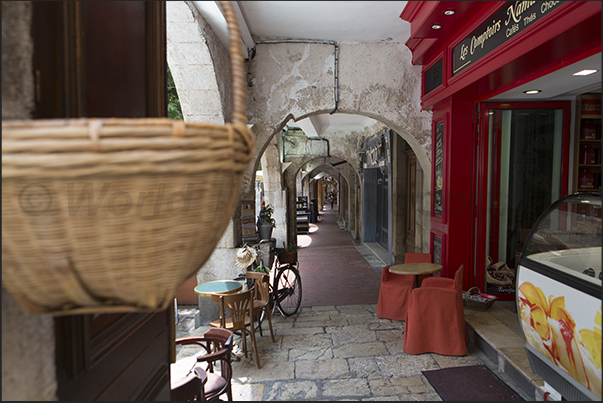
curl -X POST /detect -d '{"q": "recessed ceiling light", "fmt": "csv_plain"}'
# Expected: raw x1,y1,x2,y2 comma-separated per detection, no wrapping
443,10,456,15
431,24,442,29
572,69,598,76
523,89,541,95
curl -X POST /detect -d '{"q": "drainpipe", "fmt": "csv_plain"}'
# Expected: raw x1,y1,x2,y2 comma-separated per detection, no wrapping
310,137,330,158
330,44,339,115
254,40,339,115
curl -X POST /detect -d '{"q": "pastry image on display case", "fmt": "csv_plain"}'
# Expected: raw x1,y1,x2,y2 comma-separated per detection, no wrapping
516,192,601,401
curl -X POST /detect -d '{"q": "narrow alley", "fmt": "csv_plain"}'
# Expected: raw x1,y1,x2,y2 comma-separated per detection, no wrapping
297,206,382,308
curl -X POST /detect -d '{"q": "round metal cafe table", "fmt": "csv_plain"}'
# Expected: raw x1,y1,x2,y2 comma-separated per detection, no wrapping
194,280,243,297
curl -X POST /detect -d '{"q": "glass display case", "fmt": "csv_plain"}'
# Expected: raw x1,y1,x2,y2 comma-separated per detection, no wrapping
517,192,601,401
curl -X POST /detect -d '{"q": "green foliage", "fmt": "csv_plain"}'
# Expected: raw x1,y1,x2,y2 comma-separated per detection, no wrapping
167,65,183,120
257,204,276,228
286,242,299,252
252,262,270,274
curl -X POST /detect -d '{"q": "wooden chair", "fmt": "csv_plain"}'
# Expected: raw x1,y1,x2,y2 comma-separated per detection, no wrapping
403,265,468,356
376,253,432,321
171,328,234,401
245,271,276,342
210,288,261,369
170,367,207,401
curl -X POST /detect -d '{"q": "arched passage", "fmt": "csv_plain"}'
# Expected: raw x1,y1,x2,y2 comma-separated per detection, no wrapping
249,110,431,261
167,10,434,317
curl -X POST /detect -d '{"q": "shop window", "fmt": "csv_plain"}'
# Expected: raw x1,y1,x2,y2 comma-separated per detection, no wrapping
479,103,570,296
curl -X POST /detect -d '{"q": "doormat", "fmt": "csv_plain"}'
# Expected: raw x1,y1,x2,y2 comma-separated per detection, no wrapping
422,365,523,401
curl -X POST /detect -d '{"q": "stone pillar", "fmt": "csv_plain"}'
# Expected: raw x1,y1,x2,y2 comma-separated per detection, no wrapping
2,2,58,400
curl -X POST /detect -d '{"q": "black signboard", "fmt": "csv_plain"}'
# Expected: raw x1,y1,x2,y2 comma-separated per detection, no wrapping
452,1,564,76
425,58,443,95
434,235,442,265
434,121,444,217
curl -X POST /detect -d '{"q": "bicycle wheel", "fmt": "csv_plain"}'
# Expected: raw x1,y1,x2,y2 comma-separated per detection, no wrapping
274,265,302,316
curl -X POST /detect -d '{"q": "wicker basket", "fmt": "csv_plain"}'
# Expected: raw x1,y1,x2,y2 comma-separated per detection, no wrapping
277,251,298,265
462,287,497,311
1,2,254,316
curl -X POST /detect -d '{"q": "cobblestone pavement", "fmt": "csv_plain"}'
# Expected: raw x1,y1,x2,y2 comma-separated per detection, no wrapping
174,304,486,401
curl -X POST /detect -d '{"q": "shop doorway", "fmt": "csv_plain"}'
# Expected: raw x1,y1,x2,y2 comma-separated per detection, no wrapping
475,102,571,298
376,167,388,249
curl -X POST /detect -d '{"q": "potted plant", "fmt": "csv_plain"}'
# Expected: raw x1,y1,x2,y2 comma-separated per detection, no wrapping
257,204,276,240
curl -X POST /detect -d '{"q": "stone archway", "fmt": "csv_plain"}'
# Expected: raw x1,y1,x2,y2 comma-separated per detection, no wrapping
279,156,359,244
248,110,432,255
166,5,434,320
166,1,245,322
243,39,434,249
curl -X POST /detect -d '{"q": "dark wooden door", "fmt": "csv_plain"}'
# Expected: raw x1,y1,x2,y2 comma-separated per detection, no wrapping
32,2,172,400
32,1,166,119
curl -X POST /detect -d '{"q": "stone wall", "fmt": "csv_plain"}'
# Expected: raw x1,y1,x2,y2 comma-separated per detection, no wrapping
167,1,242,322
244,41,432,185
166,2,434,322
167,1,232,125
243,41,432,250
1,2,58,400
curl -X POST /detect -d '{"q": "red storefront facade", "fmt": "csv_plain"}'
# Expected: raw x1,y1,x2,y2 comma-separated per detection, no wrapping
401,1,601,299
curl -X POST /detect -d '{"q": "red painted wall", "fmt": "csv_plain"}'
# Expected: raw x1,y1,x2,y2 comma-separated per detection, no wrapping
402,1,601,291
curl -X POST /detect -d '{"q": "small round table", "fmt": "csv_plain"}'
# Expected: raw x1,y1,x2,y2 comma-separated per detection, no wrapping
194,280,243,297
388,262,443,287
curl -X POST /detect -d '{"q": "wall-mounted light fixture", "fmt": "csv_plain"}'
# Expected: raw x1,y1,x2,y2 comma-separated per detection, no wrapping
443,10,455,15
431,24,442,29
572,69,597,76
523,89,542,95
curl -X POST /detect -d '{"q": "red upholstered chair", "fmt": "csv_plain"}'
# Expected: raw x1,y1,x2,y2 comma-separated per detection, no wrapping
377,253,431,321
403,265,468,356
376,264,414,320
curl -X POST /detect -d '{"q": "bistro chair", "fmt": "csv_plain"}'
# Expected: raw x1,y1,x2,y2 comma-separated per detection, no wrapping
210,288,261,369
376,253,432,321
170,367,207,401
245,271,276,342
171,327,234,401
403,265,468,356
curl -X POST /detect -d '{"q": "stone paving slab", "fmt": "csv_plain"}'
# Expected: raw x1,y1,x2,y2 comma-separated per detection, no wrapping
175,304,494,401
